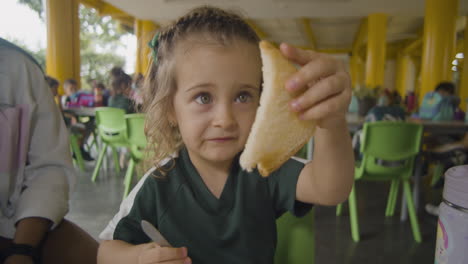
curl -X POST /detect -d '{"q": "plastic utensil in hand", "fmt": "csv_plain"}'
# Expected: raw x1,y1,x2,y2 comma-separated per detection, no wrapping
141,220,172,247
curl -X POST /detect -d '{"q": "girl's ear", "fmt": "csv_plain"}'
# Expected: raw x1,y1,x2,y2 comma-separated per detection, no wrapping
168,115,177,127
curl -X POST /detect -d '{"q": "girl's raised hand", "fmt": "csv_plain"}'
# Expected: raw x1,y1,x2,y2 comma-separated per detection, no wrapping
280,43,352,130
138,243,191,264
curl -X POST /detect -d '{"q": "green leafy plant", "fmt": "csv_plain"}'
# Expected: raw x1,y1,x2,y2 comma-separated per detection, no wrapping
353,85,382,116
353,85,381,99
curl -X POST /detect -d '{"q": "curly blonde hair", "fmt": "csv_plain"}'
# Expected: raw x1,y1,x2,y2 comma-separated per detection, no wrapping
141,6,260,172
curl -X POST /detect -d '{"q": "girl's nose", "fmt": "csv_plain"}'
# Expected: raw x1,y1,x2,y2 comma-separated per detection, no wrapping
213,104,236,130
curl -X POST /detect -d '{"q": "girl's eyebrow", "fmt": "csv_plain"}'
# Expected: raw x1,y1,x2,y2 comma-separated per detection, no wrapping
240,84,260,91
185,83,260,92
185,83,214,93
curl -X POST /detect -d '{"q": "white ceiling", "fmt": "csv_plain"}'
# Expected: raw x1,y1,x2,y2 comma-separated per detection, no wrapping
105,0,467,51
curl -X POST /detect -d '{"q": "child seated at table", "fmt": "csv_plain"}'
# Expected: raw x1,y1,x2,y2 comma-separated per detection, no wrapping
365,89,406,122
93,82,109,107
46,76,95,161
416,82,460,122
130,73,144,109
424,134,468,216
108,70,134,114
45,76,60,106
61,79,79,108
352,89,406,159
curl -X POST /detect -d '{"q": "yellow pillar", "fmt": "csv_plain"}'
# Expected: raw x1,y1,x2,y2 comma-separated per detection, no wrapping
135,20,158,75
46,0,80,95
459,21,468,111
365,13,388,89
357,57,365,87
395,54,411,97
419,0,458,103
350,55,358,88
350,55,365,89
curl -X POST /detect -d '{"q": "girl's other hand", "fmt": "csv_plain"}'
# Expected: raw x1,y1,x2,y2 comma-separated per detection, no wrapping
280,43,352,130
138,243,191,264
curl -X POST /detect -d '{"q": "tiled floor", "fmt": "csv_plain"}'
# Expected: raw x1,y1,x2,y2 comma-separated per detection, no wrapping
314,181,438,264
67,163,438,263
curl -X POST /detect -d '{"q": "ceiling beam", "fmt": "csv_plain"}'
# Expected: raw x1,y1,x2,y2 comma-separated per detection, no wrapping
290,46,350,54
402,38,422,55
300,18,316,50
352,18,368,56
398,23,424,56
245,19,268,39
386,43,401,60
80,0,135,29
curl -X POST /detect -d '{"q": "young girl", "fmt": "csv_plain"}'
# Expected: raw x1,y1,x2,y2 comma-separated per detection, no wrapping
98,6,354,264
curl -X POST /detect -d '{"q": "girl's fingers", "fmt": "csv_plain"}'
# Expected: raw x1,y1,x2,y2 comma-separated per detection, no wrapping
279,42,351,122
284,55,339,93
280,43,320,66
143,246,188,263
299,87,351,120
289,73,347,112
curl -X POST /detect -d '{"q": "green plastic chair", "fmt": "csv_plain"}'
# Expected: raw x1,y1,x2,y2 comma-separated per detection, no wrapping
275,210,314,264
123,113,147,199
70,133,85,172
91,107,128,182
430,163,444,187
336,121,423,243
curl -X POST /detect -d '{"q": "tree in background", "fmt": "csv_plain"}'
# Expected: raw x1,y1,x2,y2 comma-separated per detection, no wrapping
17,0,128,89
6,37,46,70
79,6,126,89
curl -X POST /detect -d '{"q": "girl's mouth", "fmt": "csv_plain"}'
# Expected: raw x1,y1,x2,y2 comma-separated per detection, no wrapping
208,137,235,142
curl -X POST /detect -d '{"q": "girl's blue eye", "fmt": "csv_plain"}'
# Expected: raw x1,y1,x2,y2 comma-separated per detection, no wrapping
236,92,252,103
195,93,212,104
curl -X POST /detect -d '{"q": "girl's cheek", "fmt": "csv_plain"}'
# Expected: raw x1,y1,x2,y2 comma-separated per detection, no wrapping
236,100,258,111
190,103,212,113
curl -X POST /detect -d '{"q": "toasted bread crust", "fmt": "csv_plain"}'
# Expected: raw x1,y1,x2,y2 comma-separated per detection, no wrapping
257,139,310,177
239,41,316,177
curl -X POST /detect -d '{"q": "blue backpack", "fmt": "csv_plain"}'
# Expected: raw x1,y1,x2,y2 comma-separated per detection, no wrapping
418,92,455,121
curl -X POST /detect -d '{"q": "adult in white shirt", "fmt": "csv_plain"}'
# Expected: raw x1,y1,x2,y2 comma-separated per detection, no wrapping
0,38,98,263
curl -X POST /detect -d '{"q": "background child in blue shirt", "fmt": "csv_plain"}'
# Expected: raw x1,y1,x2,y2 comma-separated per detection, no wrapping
98,6,354,264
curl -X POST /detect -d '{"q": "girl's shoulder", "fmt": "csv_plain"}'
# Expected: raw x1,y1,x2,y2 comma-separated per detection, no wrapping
140,157,186,190
261,157,306,183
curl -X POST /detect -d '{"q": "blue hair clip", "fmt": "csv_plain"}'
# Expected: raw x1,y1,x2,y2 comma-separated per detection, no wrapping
148,32,160,64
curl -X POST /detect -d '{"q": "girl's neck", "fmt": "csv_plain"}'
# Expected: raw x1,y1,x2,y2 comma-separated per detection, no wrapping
190,154,232,179
186,150,234,198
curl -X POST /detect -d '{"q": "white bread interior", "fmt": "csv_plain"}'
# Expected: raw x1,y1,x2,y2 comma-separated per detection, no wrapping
239,41,316,177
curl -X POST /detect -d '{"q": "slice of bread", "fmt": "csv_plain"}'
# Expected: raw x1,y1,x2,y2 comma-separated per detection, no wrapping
239,41,316,177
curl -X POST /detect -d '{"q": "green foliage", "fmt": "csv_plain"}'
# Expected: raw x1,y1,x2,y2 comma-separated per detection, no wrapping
353,85,381,99
17,0,129,89
18,0,43,19
79,6,126,49
5,37,46,70
81,50,124,89
79,5,127,89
